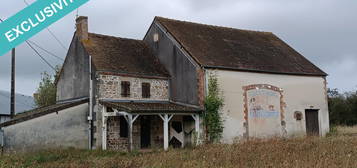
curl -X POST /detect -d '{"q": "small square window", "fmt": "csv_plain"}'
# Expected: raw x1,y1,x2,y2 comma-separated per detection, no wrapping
294,111,303,121
153,33,159,42
142,83,151,98
121,81,130,97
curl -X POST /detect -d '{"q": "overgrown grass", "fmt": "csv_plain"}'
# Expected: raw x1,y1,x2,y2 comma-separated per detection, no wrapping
336,125,357,135
1,131,357,167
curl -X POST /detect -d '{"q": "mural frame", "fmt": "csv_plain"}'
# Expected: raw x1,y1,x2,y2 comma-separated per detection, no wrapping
242,84,287,138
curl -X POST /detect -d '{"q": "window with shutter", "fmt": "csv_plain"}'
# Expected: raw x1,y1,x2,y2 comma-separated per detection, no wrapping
121,81,130,97
142,82,151,98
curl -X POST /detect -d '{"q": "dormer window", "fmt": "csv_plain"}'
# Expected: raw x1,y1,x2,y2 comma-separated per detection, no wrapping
142,82,151,98
121,81,130,97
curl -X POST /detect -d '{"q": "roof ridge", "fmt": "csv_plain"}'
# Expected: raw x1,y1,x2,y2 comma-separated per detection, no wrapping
88,32,143,42
154,16,273,34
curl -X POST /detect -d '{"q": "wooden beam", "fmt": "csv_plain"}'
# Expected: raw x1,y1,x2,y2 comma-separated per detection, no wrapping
159,114,173,151
102,106,107,150
127,114,133,152
191,114,200,145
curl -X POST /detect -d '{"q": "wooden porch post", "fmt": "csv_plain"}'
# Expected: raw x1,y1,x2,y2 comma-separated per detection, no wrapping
159,114,173,151
163,114,169,150
192,114,200,145
127,114,133,152
102,106,107,150
124,114,139,152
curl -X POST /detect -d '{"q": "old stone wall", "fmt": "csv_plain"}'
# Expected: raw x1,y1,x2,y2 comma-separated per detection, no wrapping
106,116,141,151
106,116,128,151
98,74,169,101
105,115,165,151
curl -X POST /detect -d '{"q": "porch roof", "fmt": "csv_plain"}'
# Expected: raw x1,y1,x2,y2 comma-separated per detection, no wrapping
100,101,202,114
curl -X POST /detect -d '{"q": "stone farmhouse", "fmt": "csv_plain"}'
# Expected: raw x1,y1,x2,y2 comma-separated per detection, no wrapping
0,16,329,152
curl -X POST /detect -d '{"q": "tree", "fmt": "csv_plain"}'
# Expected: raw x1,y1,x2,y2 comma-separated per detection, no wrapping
34,66,60,107
328,88,357,126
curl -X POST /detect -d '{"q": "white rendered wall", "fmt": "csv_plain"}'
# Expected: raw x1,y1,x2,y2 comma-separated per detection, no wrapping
206,69,329,143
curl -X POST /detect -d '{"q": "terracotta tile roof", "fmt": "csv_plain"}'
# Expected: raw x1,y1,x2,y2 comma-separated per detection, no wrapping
155,17,327,76
82,33,169,77
100,101,202,113
0,98,89,128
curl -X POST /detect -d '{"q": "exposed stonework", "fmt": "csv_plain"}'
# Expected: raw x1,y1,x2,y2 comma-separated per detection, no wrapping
98,74,169,101
106,116,128,151
106,116,141,151
105,115,165,151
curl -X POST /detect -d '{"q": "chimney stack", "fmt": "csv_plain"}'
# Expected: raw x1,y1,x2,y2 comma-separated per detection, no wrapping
76,16,88,41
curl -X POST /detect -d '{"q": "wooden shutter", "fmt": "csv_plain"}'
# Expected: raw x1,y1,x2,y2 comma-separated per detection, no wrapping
121,81,130,97
142,83,151,98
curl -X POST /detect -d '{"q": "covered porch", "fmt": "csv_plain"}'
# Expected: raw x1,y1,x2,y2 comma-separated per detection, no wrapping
100,101,203,151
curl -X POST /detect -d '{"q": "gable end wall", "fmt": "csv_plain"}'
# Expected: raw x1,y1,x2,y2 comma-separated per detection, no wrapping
144,22,203,106
57,36,90,101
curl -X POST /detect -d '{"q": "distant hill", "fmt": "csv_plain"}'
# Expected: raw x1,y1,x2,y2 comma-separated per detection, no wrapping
0,90,36,115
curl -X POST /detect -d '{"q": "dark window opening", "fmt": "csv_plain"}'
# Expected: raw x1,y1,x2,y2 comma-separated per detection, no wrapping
120,116,128,138
121,81,130,97
142,83,151,98
106,107,114,112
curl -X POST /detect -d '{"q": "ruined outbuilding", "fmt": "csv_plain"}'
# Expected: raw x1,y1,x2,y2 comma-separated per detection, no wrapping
0,16,329,152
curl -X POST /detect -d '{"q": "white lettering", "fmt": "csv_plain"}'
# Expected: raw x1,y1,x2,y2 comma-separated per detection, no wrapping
53,0,64,11
12,25,24,37
51,4,58,13
28,18,39,27
35,11,46,22
20,21,31,32
63,0,68,6
44,7,54,17
5,31,15,42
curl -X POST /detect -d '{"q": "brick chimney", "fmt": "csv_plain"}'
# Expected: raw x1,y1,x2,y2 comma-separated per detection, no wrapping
76,16,88,41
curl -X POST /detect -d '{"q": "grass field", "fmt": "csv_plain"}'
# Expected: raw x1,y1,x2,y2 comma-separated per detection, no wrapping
1,128,357,168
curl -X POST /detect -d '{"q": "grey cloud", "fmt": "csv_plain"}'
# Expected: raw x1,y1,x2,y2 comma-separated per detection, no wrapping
0,0,356,96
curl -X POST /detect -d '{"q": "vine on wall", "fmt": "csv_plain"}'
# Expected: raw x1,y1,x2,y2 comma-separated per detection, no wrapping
204,73,224,143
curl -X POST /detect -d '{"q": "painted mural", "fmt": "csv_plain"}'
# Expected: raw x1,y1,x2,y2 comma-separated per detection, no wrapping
243,84,285,138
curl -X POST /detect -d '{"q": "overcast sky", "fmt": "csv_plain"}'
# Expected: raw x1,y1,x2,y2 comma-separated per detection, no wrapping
0,0,356,96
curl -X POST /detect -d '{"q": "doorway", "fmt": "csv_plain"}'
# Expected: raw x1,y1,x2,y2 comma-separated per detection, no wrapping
140,116,151,148
305,109,319,136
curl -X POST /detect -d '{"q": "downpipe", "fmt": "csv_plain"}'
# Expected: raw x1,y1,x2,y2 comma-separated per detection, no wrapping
88,55,93,149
